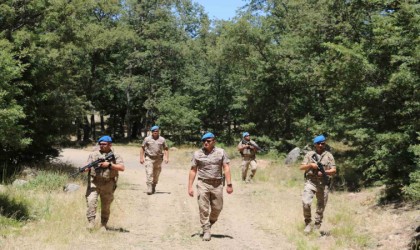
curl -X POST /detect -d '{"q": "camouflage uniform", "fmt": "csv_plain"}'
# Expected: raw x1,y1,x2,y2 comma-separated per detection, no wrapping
86,150,123,226
238,140,258,182
142,135,168,187
301,150,335,226
191,147,230,231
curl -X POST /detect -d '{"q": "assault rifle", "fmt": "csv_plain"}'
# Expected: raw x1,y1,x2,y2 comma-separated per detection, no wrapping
311,154,329,185
71,152,115,177
241,139,263,152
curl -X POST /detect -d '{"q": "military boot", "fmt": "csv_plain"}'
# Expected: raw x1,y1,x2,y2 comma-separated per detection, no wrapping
202,230,211,241
86,219,95,230
147,184,153,195
304,223,311,234
100,218,108,231
314,222,321,231
245,176,253,184
152,184,156,194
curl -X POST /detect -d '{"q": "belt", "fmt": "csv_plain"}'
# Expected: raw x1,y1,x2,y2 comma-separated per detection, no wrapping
146,155,162,159
198,178,222,184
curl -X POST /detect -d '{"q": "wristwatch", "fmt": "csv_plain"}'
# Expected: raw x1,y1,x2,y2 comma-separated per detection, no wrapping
227,184,232,187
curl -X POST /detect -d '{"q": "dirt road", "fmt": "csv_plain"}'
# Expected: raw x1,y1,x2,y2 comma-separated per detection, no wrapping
59,146,294,250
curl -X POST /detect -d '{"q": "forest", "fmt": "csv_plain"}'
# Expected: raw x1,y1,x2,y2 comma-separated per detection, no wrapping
0,0,419,201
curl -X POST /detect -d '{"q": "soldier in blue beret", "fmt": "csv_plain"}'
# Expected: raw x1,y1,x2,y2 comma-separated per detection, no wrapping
85,135,125,231
188,132,233,241
299,134,336,233
140,126,169,195
237,132,261,183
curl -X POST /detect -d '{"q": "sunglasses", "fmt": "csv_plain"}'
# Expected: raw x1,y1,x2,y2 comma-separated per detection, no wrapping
202,139,214,143
316,142,326,145
99,143,109,146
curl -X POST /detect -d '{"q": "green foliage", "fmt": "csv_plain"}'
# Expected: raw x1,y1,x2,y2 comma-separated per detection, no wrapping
0,193,30,221
0,0,418,201
403,142,420,200
402,170,420,201
156,92,201,144
20,171,68,192
0,39,29,151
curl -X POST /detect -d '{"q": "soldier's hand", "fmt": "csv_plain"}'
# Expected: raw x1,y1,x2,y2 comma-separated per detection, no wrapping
310,163,318,169
226,186,233,194
140,158,145,164
188,187,194,197
164,158,169,164
99,162,110,168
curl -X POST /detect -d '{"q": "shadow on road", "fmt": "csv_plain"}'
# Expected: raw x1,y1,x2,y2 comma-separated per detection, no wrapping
107,226,130,233
143,191,171,195
190,232,234,239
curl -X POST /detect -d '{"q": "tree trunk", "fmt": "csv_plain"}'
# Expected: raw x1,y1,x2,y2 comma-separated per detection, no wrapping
76,117,82,142
91,114,96,140
83,116,90,142
131,121,139,140
100,113,105,133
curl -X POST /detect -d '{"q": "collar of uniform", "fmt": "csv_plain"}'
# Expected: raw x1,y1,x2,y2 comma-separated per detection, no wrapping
201,147,216,155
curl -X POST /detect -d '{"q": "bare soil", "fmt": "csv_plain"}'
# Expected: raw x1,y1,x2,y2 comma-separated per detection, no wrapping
4,145,417,250
57,145,295,250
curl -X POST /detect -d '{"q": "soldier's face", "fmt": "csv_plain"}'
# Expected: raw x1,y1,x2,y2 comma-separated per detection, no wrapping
244,135,250,141
99,142,111,152
152,130,159,137
202,138,215,151
315,141,325,152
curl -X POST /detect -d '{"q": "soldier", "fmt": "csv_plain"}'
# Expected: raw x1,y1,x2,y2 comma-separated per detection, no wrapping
300,135,336,233
188,132,233,241
140,125,169,195
237,132,260,183
85,135,125,231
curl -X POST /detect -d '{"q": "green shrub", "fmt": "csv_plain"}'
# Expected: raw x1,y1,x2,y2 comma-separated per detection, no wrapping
20,171,67,192
0,193,30,220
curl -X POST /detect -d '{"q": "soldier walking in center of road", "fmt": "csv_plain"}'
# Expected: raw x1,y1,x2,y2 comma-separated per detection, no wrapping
300,135,336,234
85,135,125,231
140,125,169,195
237,132,260,183
188,132,233,241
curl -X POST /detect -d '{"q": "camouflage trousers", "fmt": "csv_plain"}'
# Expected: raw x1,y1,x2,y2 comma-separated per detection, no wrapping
145,156,163,185
197,179,223,230
241,158,257,181
86,178,116,224
302,178,329,225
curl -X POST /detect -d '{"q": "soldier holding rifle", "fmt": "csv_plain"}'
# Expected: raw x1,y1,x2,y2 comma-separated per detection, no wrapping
237,132,260,183
300,135,336,233
85,135,125,231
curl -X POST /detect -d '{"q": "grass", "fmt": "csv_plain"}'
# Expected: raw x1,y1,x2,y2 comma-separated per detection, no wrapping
0,144,417,249
225,146,382,250
0,166,88,248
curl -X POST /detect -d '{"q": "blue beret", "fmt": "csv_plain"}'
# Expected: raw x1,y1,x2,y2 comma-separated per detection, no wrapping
201,132,215,141
242,132,250,138
150,125,159,131
98,135,112,143
313,135,326,144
